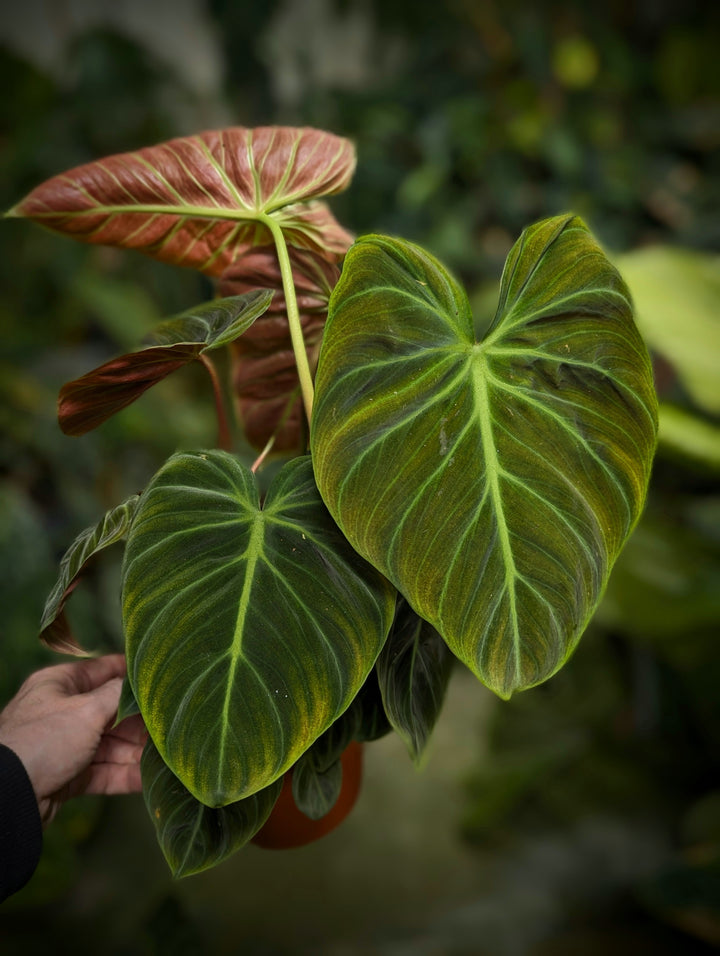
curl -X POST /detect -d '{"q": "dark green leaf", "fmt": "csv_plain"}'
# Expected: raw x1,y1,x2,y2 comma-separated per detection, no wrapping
142,741,282,878
353,669,393,743
291,757,343,821
377,598,454,763
311,216,658,698
115,676,140,725
58,292,272,436
122,452,395,806
40,495,140,654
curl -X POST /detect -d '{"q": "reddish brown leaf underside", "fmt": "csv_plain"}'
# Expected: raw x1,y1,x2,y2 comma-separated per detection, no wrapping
221,245,341,452
40,578,86,655
11,127,356,273
59,345,200,436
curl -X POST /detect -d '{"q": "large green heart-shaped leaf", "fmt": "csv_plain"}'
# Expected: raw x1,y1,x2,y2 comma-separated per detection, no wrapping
8,127,355,269
122,452,395,806
311,216,658,698
142,741,282,878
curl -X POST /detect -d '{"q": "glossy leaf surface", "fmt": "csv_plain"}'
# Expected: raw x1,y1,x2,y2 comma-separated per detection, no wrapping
142,741,282,878
312,216,658,697
122,452,395,806
40,495,140,654
377,599,454,763
9,126,355,270
58,292,272,436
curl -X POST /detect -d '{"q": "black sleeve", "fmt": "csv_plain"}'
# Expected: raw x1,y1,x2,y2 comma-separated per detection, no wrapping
0,743,43,904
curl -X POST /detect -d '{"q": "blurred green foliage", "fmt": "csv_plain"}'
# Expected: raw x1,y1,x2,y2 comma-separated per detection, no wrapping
1,0,718,950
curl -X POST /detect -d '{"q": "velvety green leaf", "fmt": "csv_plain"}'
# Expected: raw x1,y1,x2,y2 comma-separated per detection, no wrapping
377,598,454,763
312,216,658,698
142,740,282,878
616,247,720,415
9,126,355,270
122,452,395,806
40,495,140,654
290,698,361,819
144,291,273,350
352,669,393,743
58,292,272,436
292,757,343,821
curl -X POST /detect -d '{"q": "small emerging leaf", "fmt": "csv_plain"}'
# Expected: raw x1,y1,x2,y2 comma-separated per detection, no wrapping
40,495,140,654
312,216,658,698
142,741,282,878
377,599,454,764
58,292,272,436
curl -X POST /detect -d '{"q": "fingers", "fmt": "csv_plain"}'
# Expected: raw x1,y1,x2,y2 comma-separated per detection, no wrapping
111,713,148,745
60,655,128,695
26,654,127,698
82,675,125,727
83,760,143,796
94,730,147,766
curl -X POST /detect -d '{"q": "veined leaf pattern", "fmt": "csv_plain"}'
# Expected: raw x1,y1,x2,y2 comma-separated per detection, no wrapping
122,452,395,806
311,216,658,698
9,127,355,271
142,741,282,878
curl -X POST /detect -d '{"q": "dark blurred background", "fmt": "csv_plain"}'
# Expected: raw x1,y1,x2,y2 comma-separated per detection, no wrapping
1,1,719,952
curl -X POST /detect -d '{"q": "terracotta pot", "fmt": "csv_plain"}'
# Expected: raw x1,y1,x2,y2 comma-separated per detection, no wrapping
251,741,364,849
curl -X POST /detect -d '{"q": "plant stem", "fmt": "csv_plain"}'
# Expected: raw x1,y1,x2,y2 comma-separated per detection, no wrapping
260,214,314,423
251,435,276,473
199,353,231,451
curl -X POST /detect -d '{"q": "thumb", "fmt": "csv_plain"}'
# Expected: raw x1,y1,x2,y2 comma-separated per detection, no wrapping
83,676,124,727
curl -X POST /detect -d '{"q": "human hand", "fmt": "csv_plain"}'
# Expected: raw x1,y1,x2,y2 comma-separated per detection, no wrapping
0,655,147,824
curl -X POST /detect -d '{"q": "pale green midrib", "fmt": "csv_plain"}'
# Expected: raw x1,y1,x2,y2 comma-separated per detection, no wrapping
23,202,268,222
471,350,522,686
216,513,265,792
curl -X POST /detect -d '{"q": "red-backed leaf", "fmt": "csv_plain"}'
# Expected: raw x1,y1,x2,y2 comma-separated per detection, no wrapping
220,246,342,452
8,127,355,272
59,291,272,436
40,495,140,654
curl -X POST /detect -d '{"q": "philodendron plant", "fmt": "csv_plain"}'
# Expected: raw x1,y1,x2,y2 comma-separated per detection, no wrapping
8,126,658,876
